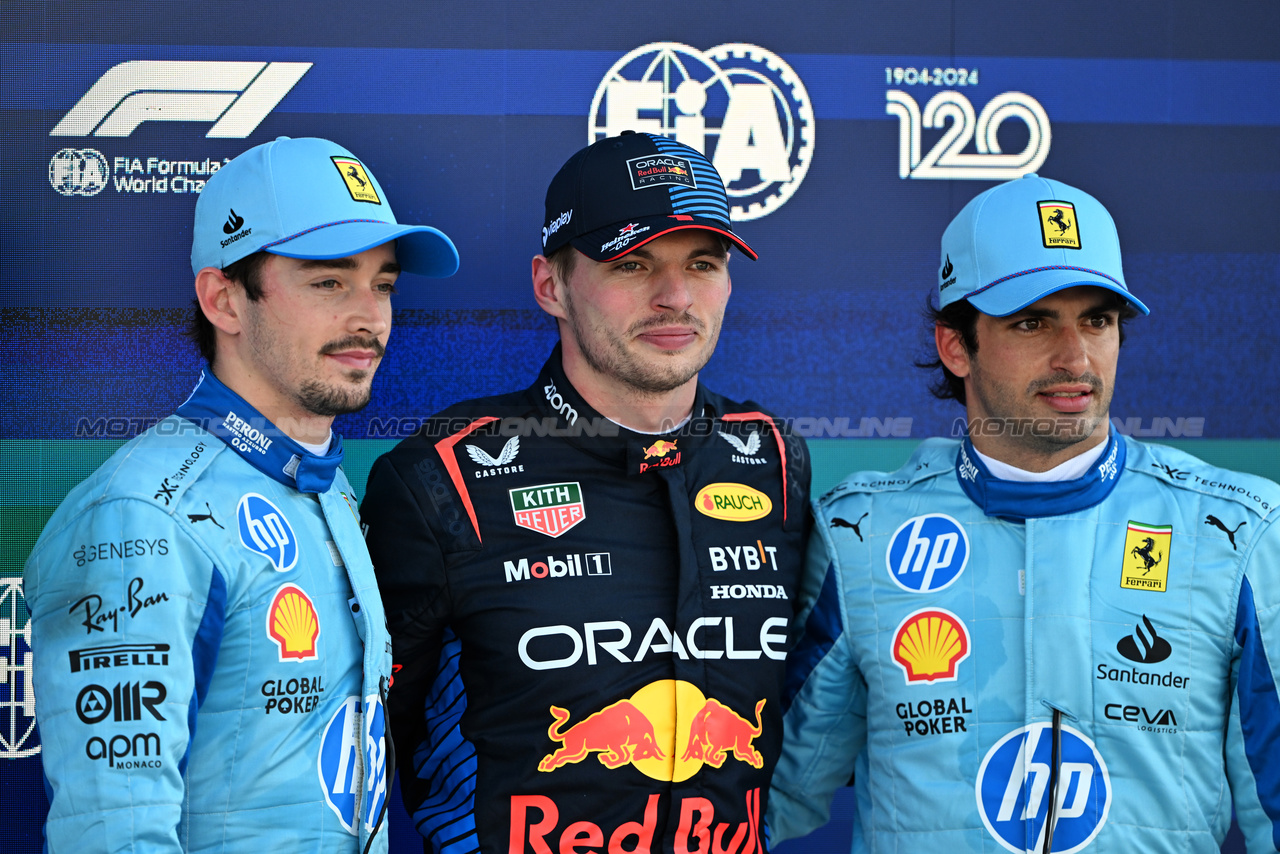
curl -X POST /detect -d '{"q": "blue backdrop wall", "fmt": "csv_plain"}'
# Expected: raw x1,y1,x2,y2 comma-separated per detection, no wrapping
2,2,1277,851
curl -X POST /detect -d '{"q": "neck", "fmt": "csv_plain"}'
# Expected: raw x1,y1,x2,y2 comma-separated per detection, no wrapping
965,412,1110,473
559,354,697,434
210,360,334,446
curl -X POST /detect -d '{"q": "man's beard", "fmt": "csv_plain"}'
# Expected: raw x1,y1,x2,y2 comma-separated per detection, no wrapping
297,336,386,416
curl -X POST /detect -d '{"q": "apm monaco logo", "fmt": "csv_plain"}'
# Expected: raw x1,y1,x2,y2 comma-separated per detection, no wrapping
0,577,39,758
510,482,586,538
590,43,814,220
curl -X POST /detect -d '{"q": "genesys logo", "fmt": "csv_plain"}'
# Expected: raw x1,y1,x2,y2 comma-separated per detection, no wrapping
504,552,612,583
47,60,311,198
590,43,814,221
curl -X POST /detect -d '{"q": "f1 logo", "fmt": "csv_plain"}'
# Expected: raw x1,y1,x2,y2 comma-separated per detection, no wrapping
50,61,311,138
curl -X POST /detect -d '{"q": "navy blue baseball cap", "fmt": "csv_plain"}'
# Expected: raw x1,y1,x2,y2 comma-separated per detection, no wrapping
542,131,757,262
192,136,459,278
938,174,1148,317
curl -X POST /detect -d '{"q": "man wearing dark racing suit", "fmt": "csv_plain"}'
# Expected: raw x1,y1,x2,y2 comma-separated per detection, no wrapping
362,132,812,854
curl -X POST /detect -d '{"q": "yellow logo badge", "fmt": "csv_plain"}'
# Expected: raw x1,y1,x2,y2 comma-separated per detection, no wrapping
331,156,381,204
1038,200,1080,249
695,483,772,522
1121,521,1172,592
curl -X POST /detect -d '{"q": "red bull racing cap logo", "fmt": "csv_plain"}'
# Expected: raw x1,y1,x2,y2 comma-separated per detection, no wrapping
538,680,764,782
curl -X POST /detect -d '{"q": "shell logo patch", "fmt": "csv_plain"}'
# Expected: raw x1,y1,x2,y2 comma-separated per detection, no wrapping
892,607,970,683
267,583,320,661
1121,521,1171,592
331,156,381,204
1038,200,1080,249
695,483,772,522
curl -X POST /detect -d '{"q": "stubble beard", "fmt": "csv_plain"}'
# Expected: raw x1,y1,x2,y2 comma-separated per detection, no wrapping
564,291,719,396
969,368,1112,455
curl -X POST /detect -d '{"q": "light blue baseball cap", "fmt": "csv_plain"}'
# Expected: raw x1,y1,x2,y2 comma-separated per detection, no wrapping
191,136,459,278
938,173,1148,317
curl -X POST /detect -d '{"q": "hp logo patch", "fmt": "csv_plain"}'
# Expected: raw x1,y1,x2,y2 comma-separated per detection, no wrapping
237,493,297,572
976,723,1111,854
885,514,968,593
361,695,388,832
318,695,389,834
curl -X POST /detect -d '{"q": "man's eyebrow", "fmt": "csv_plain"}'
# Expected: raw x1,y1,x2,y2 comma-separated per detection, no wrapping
295,257,401,275
623,240,728,262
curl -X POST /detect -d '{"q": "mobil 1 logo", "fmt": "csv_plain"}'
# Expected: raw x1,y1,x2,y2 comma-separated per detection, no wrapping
885,514,968,593
976,723,1111,853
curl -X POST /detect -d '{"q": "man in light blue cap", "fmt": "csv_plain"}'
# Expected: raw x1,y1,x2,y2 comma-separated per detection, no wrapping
25,136,457,852
769,174,1280,852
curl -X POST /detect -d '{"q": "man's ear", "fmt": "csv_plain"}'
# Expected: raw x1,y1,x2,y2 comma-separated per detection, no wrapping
194,267,244,337
935,322,972,379
531,254,568,321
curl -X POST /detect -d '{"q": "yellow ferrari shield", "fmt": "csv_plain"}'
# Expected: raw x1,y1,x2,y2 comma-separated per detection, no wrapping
1038,200,1080,249
331,156,381,204
1120,521,1171,592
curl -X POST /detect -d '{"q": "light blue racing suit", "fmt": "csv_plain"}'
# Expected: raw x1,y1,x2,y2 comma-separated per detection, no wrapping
24,370,393,853
768,433,1280,853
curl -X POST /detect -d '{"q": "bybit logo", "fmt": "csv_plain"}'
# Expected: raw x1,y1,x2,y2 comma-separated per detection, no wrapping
51,61,311,138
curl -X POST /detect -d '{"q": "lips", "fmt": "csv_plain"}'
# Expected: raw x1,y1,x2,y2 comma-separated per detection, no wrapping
325,350,379,370
1038,387,1094,413
638,328,698,350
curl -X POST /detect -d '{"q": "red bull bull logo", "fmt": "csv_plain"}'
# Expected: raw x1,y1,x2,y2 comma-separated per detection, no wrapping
537,680,765,782
538,700,665,771
643,440,678,458
681,698,765,769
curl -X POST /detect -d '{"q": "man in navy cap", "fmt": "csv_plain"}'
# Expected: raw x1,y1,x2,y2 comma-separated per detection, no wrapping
769,174,1280,853
362,132,812,854
25,136,457,852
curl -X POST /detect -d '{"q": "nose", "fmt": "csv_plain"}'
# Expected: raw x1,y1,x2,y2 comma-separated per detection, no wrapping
652,266,694,314
1049,325,1090,376
348,284,391,338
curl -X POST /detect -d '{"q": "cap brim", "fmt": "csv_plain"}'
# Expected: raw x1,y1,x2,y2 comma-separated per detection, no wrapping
266,221,460,278
966,268,1149,317
572,217,757,262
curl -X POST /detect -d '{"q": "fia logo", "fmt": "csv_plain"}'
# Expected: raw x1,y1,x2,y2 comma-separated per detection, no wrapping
0,577,39,758
237,493,298,572
976,723,1111,853
590,43,814,221
51,60,311,138
886,89,1051,181
319,695,388,835
48,148,110,197
885,514,969,593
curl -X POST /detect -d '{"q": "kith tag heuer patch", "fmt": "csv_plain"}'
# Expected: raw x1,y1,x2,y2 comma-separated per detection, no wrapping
331,156,381,204
627,155,697,190
510,482,585,538
1120,521,1171,592
1038,200,1080,248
